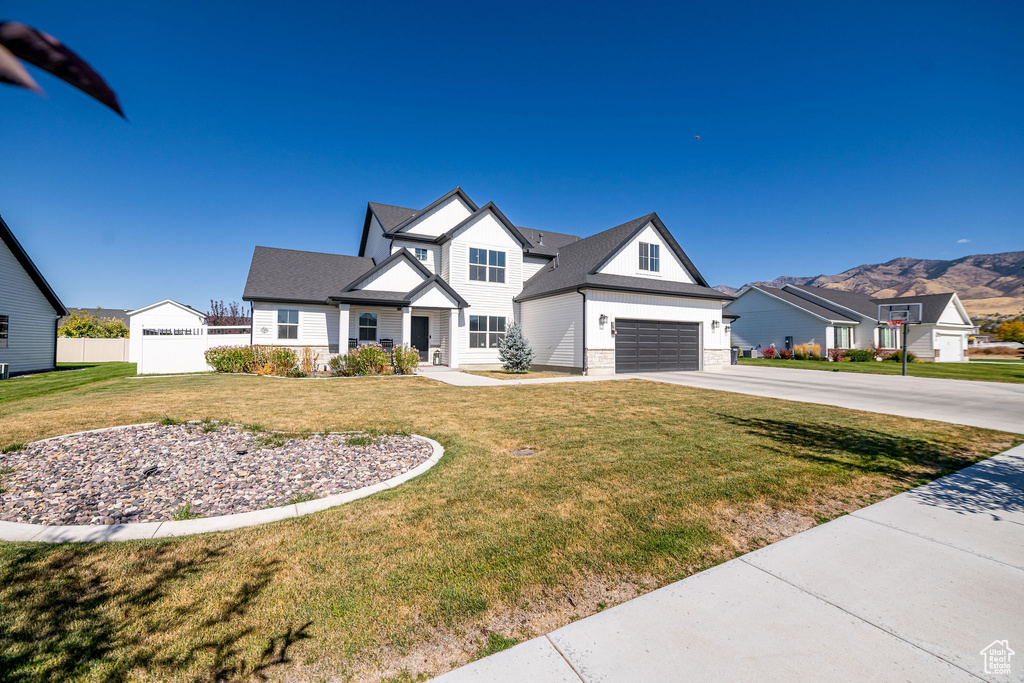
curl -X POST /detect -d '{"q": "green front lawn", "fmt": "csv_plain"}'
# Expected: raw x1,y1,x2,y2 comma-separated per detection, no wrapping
0,365,1017,681
739,357,1024,383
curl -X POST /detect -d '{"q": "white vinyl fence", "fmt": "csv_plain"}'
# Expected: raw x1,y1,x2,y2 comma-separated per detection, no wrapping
57,338,130,363
137,326,249,375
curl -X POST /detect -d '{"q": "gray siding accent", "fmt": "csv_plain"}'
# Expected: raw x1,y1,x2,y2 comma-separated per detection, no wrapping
0,238,60,373
728,288,828,353
519,291,582,369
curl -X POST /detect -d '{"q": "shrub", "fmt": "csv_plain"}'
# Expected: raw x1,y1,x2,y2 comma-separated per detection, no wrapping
792,343,810,360
884,350,917,363
827,348,846,362
266,347,297,375
205,345,255,373
299,346,319,374
845,348,874,362
809,343,822,360
328,354,353,376
498,322,536,373
392,344,421,375
778,349,793,359
760,347,776,359
355,343,389,375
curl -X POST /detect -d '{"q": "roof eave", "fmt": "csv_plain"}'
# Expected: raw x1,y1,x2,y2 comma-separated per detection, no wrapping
0,214,68,316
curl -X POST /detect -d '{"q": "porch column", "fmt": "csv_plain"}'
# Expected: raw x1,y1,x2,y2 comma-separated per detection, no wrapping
449,309,460,368
337,304,349,353
401,307,411,348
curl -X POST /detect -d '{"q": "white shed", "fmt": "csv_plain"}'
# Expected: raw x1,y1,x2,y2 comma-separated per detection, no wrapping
128,300,207,366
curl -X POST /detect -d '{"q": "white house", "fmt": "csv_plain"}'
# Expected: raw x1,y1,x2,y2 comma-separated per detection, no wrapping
727,284,974,361
242,187,735,374
0,215,68,375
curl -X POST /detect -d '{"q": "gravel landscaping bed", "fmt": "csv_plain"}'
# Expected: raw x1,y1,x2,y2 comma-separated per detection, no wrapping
0,423,432,525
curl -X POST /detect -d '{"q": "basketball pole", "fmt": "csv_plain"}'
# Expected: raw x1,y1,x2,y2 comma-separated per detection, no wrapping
901,322,907,376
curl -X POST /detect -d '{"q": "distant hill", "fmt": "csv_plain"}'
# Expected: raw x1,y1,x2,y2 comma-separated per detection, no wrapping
716,251,1024,317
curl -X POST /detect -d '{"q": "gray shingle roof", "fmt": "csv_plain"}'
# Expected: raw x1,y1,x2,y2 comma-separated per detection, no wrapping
516,214,729,302
368,203,418,232
757,286,858,322
517,227,581,258
784,285,961,324
784,285,879,318
242,246,375,304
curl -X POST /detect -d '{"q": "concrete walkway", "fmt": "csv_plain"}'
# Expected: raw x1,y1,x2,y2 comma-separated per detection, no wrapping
434,444,1024,682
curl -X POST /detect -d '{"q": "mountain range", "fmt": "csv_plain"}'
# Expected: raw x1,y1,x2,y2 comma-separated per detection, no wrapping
715,251,1024,318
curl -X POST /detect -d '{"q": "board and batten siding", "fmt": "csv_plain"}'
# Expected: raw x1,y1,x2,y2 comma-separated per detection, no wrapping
251,302,340,350
0,238,61,373
447,212,523,365
596,223,695,283
402,196,474,238
347,306,403,344
728,288,828,354
519,291,583,369
392,241,440,274
355,258,426,293
362,215,392,264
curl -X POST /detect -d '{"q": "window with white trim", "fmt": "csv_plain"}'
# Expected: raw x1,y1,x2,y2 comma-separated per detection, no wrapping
639,242,660,272
414,248,427,261
277,309,298,339
834,326,853,349
469,315,506,348
469,248,505,283
878,326,898,348
0,315,8,348
358,313,377,341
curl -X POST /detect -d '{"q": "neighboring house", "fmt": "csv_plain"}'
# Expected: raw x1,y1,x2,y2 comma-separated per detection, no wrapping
243,187,735,373
128,299,207,365
0,214,68,375
727,284,974,361
59,307,132,328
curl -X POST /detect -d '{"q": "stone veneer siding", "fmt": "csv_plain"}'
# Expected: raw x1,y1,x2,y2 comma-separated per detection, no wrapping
586,348,615,371
703,348,730,367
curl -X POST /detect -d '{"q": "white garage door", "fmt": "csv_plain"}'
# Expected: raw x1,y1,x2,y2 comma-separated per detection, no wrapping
935,333,963,362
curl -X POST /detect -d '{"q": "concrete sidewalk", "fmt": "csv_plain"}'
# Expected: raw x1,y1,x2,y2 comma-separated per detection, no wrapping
433,444,1024,682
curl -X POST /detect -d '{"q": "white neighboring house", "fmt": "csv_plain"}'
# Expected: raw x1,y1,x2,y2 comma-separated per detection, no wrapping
727,284,975,361
243,187,736,374
0,215,68,375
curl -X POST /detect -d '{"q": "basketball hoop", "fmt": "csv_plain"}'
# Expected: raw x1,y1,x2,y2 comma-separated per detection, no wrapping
886,321,902,332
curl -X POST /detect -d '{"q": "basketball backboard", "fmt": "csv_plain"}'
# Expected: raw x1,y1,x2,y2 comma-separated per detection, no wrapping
878,302,922,324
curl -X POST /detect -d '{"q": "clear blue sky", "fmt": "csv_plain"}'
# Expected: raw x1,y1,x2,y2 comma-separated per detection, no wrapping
3,1,1022,310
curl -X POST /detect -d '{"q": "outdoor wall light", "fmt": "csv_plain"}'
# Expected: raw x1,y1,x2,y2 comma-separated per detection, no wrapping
711,320,720,331
599,314,608,328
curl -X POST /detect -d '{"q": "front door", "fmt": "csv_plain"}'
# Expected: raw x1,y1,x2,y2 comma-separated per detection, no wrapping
411,316,429,361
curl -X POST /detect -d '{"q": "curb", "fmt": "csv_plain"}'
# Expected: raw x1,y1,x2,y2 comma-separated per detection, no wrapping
0,427,444,544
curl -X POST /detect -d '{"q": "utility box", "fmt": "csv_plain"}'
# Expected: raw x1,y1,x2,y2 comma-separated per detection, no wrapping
0,363,8,380
785,336,793,350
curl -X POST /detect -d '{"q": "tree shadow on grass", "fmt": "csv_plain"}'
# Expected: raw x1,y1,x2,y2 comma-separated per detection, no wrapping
0,542,311,682
716,414,977,485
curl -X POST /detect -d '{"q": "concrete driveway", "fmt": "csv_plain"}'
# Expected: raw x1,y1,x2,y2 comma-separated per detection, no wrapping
433,444,1024,682
633,365,1024,434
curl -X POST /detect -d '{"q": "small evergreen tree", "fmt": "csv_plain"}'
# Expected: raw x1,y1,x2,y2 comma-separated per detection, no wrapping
498,322,535,373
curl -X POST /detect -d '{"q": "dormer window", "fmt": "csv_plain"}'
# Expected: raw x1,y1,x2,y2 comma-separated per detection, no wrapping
639,242,660,272
414,248,427,261
470,248,506,283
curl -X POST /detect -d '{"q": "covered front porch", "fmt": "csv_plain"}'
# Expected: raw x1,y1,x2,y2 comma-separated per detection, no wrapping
338,303,461,367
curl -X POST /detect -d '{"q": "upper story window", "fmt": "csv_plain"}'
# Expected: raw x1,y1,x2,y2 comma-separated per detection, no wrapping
470,248,505,283
359,313,377,341
414,248,427,261
0,315,7,348
277,309,298,339
639,242,660,272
